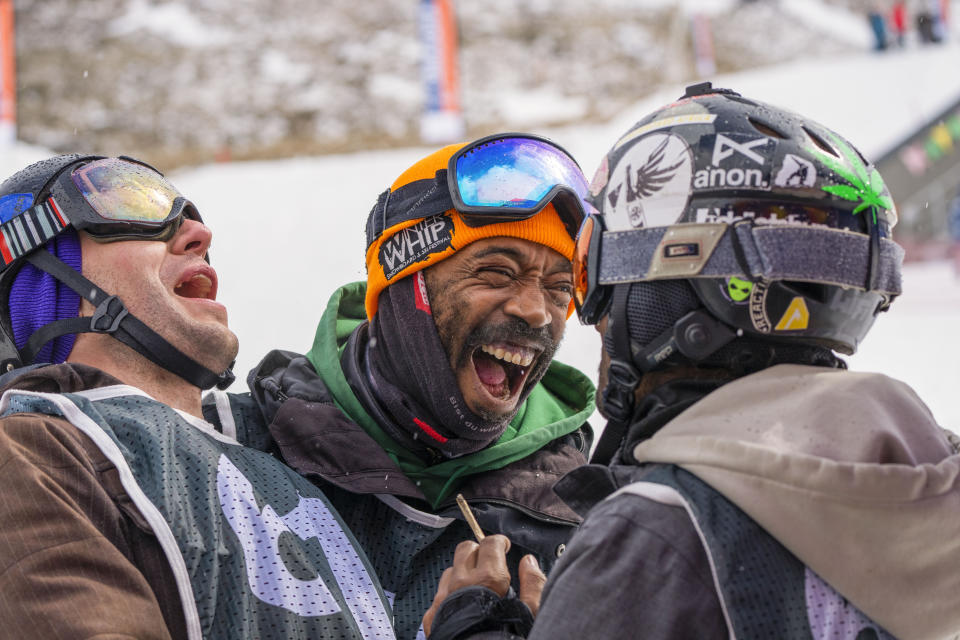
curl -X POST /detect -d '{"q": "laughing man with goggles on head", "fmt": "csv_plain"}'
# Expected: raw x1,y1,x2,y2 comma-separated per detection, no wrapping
0,154,402,638
203,133,598,640
0,155,231,384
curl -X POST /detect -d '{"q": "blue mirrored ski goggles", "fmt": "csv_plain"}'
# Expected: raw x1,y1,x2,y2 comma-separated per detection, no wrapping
447,133,597,232
366,133,595,247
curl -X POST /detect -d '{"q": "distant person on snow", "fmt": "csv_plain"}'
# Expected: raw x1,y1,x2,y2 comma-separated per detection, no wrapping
203,134,596,639
891,1,908,47
0,155,395,639
867,3,889,50
915,0,944,43
422,83,960,640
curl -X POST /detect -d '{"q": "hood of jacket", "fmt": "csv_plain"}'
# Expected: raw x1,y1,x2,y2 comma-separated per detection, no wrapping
632,363,960,640
0,362,123,395
256,281,595,511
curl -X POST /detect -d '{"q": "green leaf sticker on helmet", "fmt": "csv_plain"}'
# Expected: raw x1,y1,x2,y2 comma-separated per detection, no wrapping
814,132,894,224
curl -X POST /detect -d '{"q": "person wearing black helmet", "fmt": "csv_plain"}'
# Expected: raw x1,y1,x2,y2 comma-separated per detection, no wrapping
0,155,396,639
202,134,597,639
421,85,960,640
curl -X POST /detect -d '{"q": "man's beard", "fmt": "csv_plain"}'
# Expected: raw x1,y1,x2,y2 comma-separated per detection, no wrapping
115,291,238,380
448,316,561,423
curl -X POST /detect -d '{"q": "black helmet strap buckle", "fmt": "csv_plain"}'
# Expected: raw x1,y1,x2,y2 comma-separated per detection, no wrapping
602,358,640,423
591,355,639,466
19,249,235,390
591,286,640,465
89,295,129,334
20,296,130,364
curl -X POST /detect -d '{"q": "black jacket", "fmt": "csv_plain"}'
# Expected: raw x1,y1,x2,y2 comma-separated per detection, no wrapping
203,343,593,640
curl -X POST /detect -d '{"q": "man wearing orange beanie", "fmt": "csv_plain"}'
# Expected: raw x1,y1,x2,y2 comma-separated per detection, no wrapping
205,134,597,639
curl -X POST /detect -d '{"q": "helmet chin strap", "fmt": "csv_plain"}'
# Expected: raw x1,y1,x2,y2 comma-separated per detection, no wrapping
590,286,640,465
20,249,235,390
590,284,738,466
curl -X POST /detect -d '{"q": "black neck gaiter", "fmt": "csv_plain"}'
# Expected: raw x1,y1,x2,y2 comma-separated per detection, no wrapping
365,273,507,459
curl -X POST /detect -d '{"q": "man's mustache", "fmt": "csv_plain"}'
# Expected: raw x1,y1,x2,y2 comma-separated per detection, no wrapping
457,319,559,369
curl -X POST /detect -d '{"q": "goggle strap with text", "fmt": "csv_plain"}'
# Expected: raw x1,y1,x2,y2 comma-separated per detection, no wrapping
0,197,68,266
594,222,903,296
366,173,455,248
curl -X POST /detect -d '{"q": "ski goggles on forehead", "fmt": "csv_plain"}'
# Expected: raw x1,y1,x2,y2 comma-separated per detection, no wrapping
366,134,595,246
573,214,611,325
46,157,201,242
448,133,597,232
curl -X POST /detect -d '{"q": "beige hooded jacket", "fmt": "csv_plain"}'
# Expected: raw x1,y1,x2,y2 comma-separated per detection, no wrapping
633,364,960,640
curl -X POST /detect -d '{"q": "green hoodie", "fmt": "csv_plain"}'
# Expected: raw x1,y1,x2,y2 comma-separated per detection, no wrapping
305,281,595,508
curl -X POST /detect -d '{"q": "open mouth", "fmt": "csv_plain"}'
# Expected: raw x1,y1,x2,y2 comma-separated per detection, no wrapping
471,342,538,401
174,267,217,300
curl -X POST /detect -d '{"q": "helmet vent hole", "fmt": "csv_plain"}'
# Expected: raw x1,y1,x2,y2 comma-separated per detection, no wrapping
748,118,786,139
803,127,837,157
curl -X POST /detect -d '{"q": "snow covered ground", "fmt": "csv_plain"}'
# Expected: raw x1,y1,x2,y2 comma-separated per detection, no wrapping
2,33,959,435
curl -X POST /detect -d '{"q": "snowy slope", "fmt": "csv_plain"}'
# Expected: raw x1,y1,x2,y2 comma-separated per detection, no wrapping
2,36,958,434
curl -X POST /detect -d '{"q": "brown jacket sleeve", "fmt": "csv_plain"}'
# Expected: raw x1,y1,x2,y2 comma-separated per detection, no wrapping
0,413,186,639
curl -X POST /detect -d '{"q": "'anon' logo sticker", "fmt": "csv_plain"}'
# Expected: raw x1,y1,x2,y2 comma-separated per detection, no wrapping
693,133,772,190
603,132,693,231
724,276,754,303
711,134,768,166
378,215,454,280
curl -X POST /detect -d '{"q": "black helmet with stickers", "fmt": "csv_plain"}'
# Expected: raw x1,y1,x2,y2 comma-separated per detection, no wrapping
574,83,903,451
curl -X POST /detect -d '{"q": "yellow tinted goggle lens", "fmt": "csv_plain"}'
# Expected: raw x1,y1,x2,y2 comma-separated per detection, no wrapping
71,158,181,224
573,216,595,310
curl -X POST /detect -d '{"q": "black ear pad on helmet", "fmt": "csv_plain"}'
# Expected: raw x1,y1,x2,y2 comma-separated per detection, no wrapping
626,281,700,347
604,280,700,357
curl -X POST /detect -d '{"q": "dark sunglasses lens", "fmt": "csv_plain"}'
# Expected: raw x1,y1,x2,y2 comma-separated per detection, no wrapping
72,158,182,225
454,137,592,212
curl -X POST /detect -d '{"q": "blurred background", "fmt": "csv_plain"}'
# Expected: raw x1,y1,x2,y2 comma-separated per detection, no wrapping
2,0,959,430
5,0,960,246
5,0,885,165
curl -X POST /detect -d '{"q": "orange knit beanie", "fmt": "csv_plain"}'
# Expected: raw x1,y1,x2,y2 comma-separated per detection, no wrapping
364,142,576,320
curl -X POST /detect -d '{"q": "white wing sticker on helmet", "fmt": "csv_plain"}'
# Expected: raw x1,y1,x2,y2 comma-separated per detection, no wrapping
603,132,693,231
